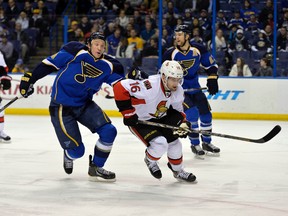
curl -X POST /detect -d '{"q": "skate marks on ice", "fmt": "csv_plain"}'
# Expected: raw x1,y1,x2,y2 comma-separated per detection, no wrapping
0,116,288,216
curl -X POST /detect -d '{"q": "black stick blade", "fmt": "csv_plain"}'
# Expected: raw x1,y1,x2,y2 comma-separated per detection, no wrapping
257,125,282,143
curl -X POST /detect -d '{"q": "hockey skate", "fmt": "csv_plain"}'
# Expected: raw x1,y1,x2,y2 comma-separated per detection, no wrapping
202,142,220,157
191,144,205,159
0,131,11,143
144,156,162,179
88,155,116,182
63,151,73,174
167,163,196,183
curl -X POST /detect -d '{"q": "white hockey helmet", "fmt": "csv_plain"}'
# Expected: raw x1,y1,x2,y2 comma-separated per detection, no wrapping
160,60,183,79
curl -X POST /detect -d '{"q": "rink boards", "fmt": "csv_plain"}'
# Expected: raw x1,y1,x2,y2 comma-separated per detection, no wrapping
3,74,288,121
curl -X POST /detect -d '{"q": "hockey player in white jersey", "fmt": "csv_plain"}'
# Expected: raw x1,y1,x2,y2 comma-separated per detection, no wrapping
113,60,196,182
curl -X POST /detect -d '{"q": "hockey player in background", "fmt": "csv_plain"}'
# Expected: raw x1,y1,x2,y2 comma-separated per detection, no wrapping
163,25,220,159
113,60,196,182
19,32,124,182
0,65,12,143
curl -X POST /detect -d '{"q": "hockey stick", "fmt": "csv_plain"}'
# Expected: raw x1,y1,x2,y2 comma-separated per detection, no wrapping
184,87,207,92
0,96,21,113
138,120,281,144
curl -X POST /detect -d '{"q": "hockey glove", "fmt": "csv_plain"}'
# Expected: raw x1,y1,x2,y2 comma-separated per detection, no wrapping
20,72,34,98
123,112,139,126
173,121,191,138
207,74,219,95
0,75,12,90
126,67,149,80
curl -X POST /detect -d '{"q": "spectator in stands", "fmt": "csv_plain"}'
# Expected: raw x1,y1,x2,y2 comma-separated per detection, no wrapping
104,22,116,38
227,24,238,44
117,9,129,29
140,20,155,44
0,6,9,27
191,28,206,47
127,16,140,34
277,27,288,51
162,18,173,35
229,28,250,51
228,9,245,30
143,0,158,13
259,0,274,23
163,1,179,16
278,10,288,30
251,30,272,53
216,10,229,32
182,8,194,29
263,24,273,43
115,36,134,58
240,0,259,22
34,0,49,26
78,16,92,36
191,0,215,13
5,0,20,25
107,27,121,56
191,17,204,39
211,28,227,52
254,57,272,76
138,2,149,16
10,22,29,63
245,14,262,35
132,9,143,28
141,37,159,58
11,58,29,73
122,1,134,16
0,33,15,70
83,23,100,43
229,57,252,77
29,9,47,47
162,28,173,48
128,28,143,54
23,0,33,18
16,11,30,30
199,9,211,32
88,0,107,23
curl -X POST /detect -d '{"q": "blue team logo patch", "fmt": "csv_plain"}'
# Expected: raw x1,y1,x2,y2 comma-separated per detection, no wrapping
74,61,104,83
179,59,195,76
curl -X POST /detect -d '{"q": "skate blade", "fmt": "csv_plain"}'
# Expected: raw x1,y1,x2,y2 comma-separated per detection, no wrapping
176,179,198,184
205,152,220,157
88,176,116,182
194,154,205,160
0,139,11,144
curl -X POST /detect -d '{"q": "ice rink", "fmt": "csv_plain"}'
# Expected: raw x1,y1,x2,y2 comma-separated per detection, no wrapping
0,115,287,216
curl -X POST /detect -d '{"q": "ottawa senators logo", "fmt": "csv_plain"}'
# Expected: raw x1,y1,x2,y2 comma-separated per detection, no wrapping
149,101,168,118
74,61,104,83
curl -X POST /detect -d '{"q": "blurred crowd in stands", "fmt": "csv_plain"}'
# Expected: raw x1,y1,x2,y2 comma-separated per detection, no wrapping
1,0,288,76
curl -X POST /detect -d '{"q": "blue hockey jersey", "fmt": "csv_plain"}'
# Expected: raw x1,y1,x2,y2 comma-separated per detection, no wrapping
162,42,218,93
35,41,124,106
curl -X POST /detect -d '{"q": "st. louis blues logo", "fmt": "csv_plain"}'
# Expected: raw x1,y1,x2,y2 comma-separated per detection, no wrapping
74,61,104,83
179,59,195,76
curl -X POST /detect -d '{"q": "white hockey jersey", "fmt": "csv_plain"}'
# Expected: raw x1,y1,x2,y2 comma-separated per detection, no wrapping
113,75,185,120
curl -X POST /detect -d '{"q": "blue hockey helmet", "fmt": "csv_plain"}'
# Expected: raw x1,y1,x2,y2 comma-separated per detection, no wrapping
87,32,106,44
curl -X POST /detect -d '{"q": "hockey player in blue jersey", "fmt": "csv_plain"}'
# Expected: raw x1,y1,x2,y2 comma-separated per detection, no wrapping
163,24,220,158
19,32,125,181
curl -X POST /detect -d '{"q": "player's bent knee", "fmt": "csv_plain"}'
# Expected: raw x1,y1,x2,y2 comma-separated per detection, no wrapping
67,144,85,159
200,112,212,123
97,123,117,143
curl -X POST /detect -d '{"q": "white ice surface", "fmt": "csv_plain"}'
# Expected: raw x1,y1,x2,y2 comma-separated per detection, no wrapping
0,115,287,216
